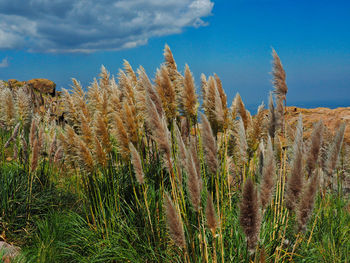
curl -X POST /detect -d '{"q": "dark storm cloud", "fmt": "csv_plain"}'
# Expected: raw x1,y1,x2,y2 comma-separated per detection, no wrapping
0,0,214,53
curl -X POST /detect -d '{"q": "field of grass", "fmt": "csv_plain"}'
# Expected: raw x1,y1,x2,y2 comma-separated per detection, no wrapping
0,46,349,262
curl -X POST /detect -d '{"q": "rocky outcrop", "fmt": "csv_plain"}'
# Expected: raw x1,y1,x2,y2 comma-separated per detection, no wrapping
27,78,56,96
285,106,350,144
5,78,56,96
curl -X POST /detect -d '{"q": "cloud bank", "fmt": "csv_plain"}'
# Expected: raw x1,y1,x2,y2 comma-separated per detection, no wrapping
0,0,213,53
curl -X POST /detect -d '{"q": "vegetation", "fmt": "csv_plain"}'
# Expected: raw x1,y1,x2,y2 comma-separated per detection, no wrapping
0,45,349,262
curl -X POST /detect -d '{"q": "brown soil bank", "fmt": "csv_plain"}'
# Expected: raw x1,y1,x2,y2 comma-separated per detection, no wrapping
285,106,350,144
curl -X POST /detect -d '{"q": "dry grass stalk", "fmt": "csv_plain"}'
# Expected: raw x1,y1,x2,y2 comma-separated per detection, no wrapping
186,149,201,211
247,103,266,151
237,118,248,165
15,88,32,127
175,124,187,168
190,139,202,190
122,101,138,144
99,65,110,89
80,115,94,150
260,136,275,210
29,119,37,148
0,88,15,127
139,67,164,117
268,92,276,139
30,138,40,173
113,113,130,160
182,64,198,120
233,93,249,131
48,133,57,161
118,70,135,103
286,115,304,211
155,66,177,121
206,194,218,233
78,139,94,173
296,171,319,232
53,146,63,165
94,113,112,154
306,121,324,175
145,96,171,157
200,74,208,109
129,143,144,184
164,193,186,249
163,44,178,81
325,123,346,176
4,123,20,148
123,60,138,86
94,135,108,167
240,178,261,252
200,113,218,174
272,49,288,104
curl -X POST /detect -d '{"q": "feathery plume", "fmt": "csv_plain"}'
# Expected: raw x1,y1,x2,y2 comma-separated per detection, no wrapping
122,101,138,144
200,113,218,174
268,92,276,139
164,193,186,249
139,67,164,117
113,113,130,160
129,143,144,184
272,48,288,104
233,93,249,131
29,118,37,148
240,178,261,252
186,148,201,211
325,123,346,176
182,64,198,120
237,118,248,165
206,194,218,233
306,121,324,175
146,96,171,157
4,123,20,148
260,136,275,210
164,44,178,79
175,123,187,167
286,114,304,211
200,74,208,108
99,65,110,89
123,60,138,86
94,135,107,167
53,146,63,165
15,88,32,127
78,139,94,173
297,171,319,232
30,138,40,173
155,66,177,121
0,88,15,127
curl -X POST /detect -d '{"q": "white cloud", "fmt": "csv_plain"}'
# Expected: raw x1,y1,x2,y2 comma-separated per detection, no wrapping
0,0,214,53
0,57,9,67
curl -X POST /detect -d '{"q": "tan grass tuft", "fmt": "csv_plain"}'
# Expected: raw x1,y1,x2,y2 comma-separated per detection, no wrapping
129,143,145,184
164,193,186,249
325,123,346,176
186,148,201,211
297,171,319,232
240,178,261,252
206,194,218,233
260,136,275,210
200,113,218,174
182,64,198,120
306,120,324,175
155,66,177,121
286,114,304,211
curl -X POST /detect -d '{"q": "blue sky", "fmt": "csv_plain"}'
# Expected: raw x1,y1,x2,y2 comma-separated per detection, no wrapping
1,0,349,110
